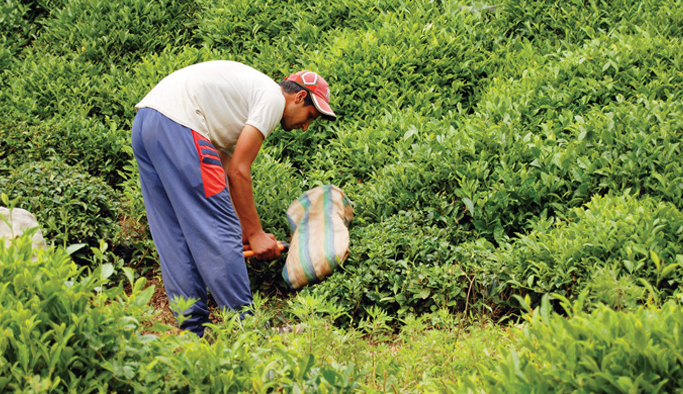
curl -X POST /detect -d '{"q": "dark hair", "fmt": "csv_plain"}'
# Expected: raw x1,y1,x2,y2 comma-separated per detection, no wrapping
278,80,314,107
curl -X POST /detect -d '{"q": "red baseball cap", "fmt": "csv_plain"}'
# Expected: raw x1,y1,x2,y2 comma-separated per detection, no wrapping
284,70,336,121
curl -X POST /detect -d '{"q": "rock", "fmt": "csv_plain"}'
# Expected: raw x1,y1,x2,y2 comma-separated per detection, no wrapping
0,207,47,250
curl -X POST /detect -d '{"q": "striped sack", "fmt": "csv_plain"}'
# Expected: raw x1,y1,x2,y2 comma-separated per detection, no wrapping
283,185,354,289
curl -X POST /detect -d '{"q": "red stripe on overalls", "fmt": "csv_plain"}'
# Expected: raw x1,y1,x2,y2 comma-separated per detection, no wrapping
191,130,226,198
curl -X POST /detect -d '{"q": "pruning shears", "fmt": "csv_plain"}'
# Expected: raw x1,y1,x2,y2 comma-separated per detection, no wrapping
242,241,289,258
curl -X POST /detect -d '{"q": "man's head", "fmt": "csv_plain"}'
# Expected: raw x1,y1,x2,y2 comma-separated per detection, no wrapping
279,70,336,131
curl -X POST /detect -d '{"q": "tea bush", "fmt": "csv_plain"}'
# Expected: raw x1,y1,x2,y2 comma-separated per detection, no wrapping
0,236,156,392
377,31,683,239
0,160,120,254
348,119,479,224
460,296,683,393
137,327,360,393
31,0,200,67
313,192,683,324
292,107,469,201
4,0,683,389
0,0,33,58
230,0,502,176
0,236,360,392
1,51,112,122
500,0,683,53
3,0,683,331
477,32,683,126
1,44,205,126
452,96,683,239
307,5,497,119
305,210,475,324
496,194,683,305
114,149,159,273
197,0,380,59
586,265,645,311
297,28,683,255
0,114,131,187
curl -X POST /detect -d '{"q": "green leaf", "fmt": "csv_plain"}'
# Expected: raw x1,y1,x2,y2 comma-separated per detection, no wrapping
101,263,114,280
403,125,418,141
651,250,661,272
66,243,87,255
132,284,155,308
638,278,659,304
660,263,678,280
132,277,147,293
462,198,475,215
512,294,531,312
418,289,431,299
296,354,315,381
540,294,551,322
145,321,174,333
122,267,134,285
494,223,504,244
624,259,634,273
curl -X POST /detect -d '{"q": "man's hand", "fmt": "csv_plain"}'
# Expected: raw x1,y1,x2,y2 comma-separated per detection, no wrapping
248,231,280,260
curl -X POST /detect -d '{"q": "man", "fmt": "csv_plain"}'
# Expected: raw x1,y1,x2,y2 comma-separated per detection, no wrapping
131,60,336,337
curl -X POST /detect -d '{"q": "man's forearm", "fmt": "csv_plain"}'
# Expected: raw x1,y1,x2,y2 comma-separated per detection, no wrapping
227,168,263,239
218,151,238,220
219,150,263,239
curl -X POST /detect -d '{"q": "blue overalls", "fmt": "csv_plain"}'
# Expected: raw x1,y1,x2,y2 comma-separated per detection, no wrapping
131,107,252,337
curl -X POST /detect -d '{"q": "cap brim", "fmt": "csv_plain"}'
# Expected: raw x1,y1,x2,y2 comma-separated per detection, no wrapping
310,94,337,121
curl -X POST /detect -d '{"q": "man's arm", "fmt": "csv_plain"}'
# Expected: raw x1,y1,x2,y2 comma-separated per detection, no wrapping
219,124,280,260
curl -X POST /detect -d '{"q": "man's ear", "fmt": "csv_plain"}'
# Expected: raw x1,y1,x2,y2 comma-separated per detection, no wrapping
295,90,308,104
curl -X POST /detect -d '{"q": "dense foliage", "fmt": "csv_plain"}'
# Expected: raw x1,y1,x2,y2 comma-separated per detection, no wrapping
3,0,681,319
460,295,683,393
1,0,683,391
1,160,120,252
3,234,681,392
0,235,359,392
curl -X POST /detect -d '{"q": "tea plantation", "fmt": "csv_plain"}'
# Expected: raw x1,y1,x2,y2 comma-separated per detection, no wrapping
1,0,683,391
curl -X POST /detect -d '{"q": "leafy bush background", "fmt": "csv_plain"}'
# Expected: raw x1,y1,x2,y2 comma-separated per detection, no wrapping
1,0,682,323
2,0,683,392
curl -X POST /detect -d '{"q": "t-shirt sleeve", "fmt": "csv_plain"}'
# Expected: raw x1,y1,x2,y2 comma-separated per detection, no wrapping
245,88,285,139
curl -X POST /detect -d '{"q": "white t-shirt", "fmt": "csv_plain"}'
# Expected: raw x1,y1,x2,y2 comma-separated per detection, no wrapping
135,60,285,156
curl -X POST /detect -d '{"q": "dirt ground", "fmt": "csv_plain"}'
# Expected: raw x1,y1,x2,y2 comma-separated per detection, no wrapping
144,276,180,332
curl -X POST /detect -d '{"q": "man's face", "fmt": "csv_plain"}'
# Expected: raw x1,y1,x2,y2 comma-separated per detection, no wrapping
281,91,321,131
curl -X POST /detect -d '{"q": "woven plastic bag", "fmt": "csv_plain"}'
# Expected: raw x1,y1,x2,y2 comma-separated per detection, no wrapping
282,185,354,289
